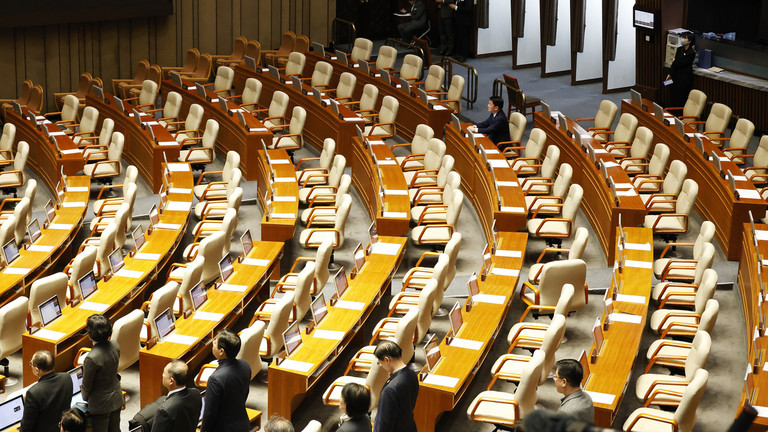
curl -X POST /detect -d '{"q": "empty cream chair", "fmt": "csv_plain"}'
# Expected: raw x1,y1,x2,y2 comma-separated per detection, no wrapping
257,291,294,358
520,260,587,320
393,124,435,170
467,350,544,429
296,138,336,187
169,231,225,283
507,285,574,350
140,281,180,343
690,102,731,139
617,127,655,174
528,227,587,284
80,222,116,279
625,142,669,179
301,61,333,90
178,118,219,168
364,95,398,139
151,91,183,127
275,239,333,296
525,163,572,216
253,91,289,132
299,194,351,248
623,368,708,432
515,144,558,178
0,215,15,257
238,78,263,112
173,256,205,315
632,145,671,192
435,74,464,113
300,174,351,225
666,89,707,123
575,99,618,141
644,179,698,241
66,246,97,304
411,175,460,223
0,140,29,196
602,113,639,156
647,299,719,361
345,308,418,375
652,264,717,315
403,138,446,187
194,186,242,220
653,221,715,281
398,54,423,82
744,135,768,185
641,160,688,209
10,196,30,245
44,94,79,133
638,331,711,405
186,207,238,257
193,151,241,200
0,123,16,167
239,322,266,379
323,358,389,410
375,45,398,71
170,103,204,140
490,314,565,385
283,52,306,77
28,273,68,329
373,279,438,344
521,147,562,195
417,65,444,92
123,80,159,112
527,184,583,246
408,155,455,204
201,66,235,97
411,190,463,247
77,117,114,149
82,127,121,164
348,84,379,118
328,72,356,103
0,296,30,385
92,165,138,216
717,117,755,164
0,179,36,226
390,255,450,317
271,106,306,152
508,128,546,171
298,154,346,203
410,180,463,225
89,183,136,234
260,261,314,323
350,37,373,63
83,131,124,183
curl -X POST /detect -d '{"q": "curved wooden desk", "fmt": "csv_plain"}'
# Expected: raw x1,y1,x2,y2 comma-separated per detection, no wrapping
21,163,194,385
303,52,454,140
139,241,282,405
414,231,527,432
534,112,647,263
268,236,406,420
86,94,181,193
444,123,527,242
262,149,300,242
622,98,766,261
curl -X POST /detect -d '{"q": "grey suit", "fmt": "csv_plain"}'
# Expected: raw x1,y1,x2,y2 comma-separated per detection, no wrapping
151,387,203,432
20,372,73,432
82,340,122,432
559,389,594,423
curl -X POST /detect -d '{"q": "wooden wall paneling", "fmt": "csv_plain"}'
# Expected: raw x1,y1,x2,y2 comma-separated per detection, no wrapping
216,0,233,55
24,28,46,101
198,0,217,54
240,0,260,41
282,0,291,39
81,24,93,80
258,0,272,48
0,30,18,98
14,29,26,90
232,0,242,40
56,26,72,97
131,20,150,66
99,22,121,91
118,20,133,80
155,14,178,68
271,0,282,48
310,0,329,44
44,25,61,110
179,0,195,54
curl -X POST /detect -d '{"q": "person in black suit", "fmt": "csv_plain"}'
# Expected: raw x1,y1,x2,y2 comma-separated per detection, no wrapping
264,415,294,432
337,383,372,432
151,359,203,432
436,0,457,56
373,341,418,432
666,31,695,112
397,0,427,43
82,314,122,432
452,0,473,62
20,350,73,432
59,409,86,432
470,96,511,145
200,329,251,432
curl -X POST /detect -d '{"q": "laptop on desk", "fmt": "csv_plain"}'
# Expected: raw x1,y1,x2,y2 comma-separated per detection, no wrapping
4,239,19,266
312,41,325,58
310,293,327,326
335,49,348,67
79,271,98,301
282,321,302,357
69,366,85,405
154,307,175,342
39,295,63,327
219,254,234,284
0,394,24,430
334,267,349,299
108,248,125,274
170,71,183,87
424,334,441,372
268,65,281,82
92,85,104,102
27,219,41,245
190,282,207,311
244,56,257,71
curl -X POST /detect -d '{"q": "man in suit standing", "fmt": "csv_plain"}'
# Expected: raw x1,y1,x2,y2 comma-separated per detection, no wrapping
151,359,203,432
82,314,122,432
373,341,418,432
397,0,427,43
436,0,457,56
19,350,73,432
452,0,473,62
200,328,251,432
470,96,511,145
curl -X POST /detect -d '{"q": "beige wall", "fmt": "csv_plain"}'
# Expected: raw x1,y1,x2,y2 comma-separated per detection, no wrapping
0,0,335,111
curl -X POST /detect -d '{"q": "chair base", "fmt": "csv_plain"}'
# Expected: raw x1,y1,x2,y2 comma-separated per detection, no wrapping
544,238,563,248
434,307,449,317
190,163,207,172
660,234,678,244
4,376,18,387
492,423,521,432
1,187,17,198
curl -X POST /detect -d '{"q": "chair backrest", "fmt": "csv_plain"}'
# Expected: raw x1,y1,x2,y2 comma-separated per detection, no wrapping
178,256,205,315
676,179,698,216
360,84,379,112
192,54,213,80
754,135,768,168
629,126,653,159
613,113,639,143
539,259,587,312
327,154,347,187
508,112,526,143
29,272,68,326
424,138,446,170
108,132,125,163
311,61,333,87
223,151,242,182
400,55,423,81
540,146,560,179
124,165,138,186
674,368,708,432
351,37,373,63
562,184,584,221
693,221,716,259
662,160,688,195
199,232,226,283
132,59,150,84
12,197,30,245
551,163,573,198
443,232,462,286
219,208,238,255
594,100,618,130
148,282,180,339
289,105,307,137
568,227,588,260
225,168,243,197
684,331,712,378
229,36,248,60
285,52,306,76
515,349,545,417
379,95,399,128
525,128,547,159
0,296,29,358
17,80,33,106
394,308,419,365
269,91,290,119
443,172,462,205
416,279,439,340
245,40,261,62
428,254,451,314
704,103,732,137
69,246,97,300
553,285,575,316
336,72,357,101
646,143,670,177
336,174,352,205
0,123,15,152
693,268,718,319
264,292,294,357
13,140,29,173
146,65,162,85
136,80,158,107
294,35,310,54
242,78,262,107
435,155,455,187
113,309,144,372
423,65,445,92
277,31,297,56
683,89,707,121
238,321,266,379
411,124,435,155
314,239,333,290
97,118,115,148
376,46,398,70
697,299,719,333
22,180,37,214
95,223,116,278
77,106,99,135
365,359,389,410
294,261,315,322
317,138,336,171
539,314,566,384
691,243,715,285
214,66,235,93
61,95,80,122
445,75,465,112
201,119,220,149
334,194,353,245
162,91,182,120
185,104,205,132
728,118,755,150
446,190,464,227
181,48,200,74
0,215,14,250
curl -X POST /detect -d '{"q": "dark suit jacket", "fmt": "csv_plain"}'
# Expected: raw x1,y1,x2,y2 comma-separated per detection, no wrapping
20,372,73,432
82,340,123,415
437,0,456,18
199,358,251,432
410,1,427,27
373,367,419,432
151,387,203,432
476,110,511,145
338,415,372,432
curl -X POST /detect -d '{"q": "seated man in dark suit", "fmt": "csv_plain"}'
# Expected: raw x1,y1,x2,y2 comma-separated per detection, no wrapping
20,350,73,432
200,329,251,432
470,96,511,145
397,0,428,42
151,359,203,432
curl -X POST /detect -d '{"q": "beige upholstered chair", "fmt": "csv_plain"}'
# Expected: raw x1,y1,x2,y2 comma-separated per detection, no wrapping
257,261,314,323
89,183,135,240
238,321,267,379
520,260,587,319
632,144,670,191
300,176,351,226
0,296,30,384
9,196,29,246
282,52,306,77
43,95,79,133
298,154,346,203
253,91,289,132
140,281,179,343
173,256,205,315
576,99,618,141
0,123,15,167
66,246,97,304
643,179,698,240
238,78,263,112
718,118,755,164
603,113,639,156
373,278,438,344
653,221,715,280
329,72,356,103
297,138,336,185
92,165,137,216
394,124,435,170
98,309,144,372
690,102,731,139
617,127,655,174
528,227,587,284
185,207,238,258
194,186,242,220
350,38,374,63
345,307,418,375
411,190,463,247
391,254,451,316
271,106,306,152
323,357,389,410
622,368,708,432
275,239,332,296
301,61,333,90
665,89,707,123
0,180,35,227
28,273,68,329
409,155,455,204
78,222,116,278
0,141,28,196
508,128,546,172
491,314,565,385
179,119,219,167
201,66,235,97
649,269,718,337
507,285,574,350
516,144,559,178
77,117,113,149
82,131,123,183
193,151,241,200
172,103,205,143
364,96,398,138
497,112,527,157
653,260,716,309
403,138,446,186
257,291,293,358
417,65,444,92
123,80,159,112
348,84,379,117
411,172,461,223
375,46,398,71
625,142,669,179
153,92,183,129
744,135,768,185
640,160,688,209
527,184,583,246
525,163,572,215
435,74,465,112
169,231,225,283
299,194,351,248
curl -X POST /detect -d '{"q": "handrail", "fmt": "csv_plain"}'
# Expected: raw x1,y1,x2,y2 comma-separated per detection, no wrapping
440,57,479,110
332,18,357,52
493,78,529,113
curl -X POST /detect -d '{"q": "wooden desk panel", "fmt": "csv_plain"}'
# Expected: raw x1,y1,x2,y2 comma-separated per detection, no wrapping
21,164,194,385
303,52,453,140
534,112,647,263
139,241,282,405
262,149,300,242
267,236,406,420
86,94,181,193
622,99,766,261
444,124,528,242
413,232,527,432
583,227,653,427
